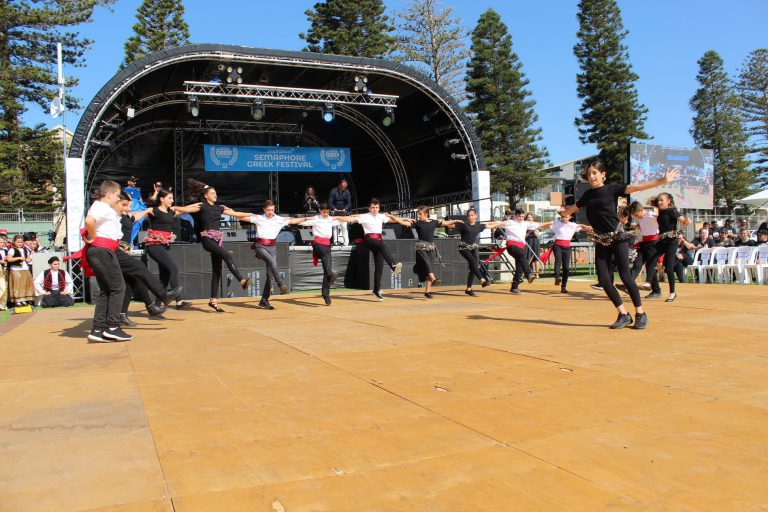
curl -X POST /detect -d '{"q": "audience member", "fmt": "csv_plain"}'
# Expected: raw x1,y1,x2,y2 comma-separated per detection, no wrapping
0,232,8,310
34,256,74,308
693,228,715,249
735,228,756,247
303,185,320,214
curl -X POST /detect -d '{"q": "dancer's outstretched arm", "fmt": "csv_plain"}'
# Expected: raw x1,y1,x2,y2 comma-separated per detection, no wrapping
625,168,680,194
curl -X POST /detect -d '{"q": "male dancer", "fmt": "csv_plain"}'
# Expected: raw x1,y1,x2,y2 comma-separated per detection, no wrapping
624,201,661,298
499,209,552,294
547,213,590,294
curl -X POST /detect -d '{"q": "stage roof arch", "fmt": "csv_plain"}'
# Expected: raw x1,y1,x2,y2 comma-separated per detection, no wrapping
70,44,487,212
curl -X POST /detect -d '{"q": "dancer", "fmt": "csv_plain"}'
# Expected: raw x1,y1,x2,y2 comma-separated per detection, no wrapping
547,213,590,294
4,234,35,307
116,192,180,325
187,179,253,312
625,201,661,297
524,213,542,278
494,209,552,294
33,256,75,308
645,193,690,302
300,203,357,305
84,180,131,342
228,199,305,310
349,199,403,300
388,206,463,298
144,188,200,309
561,161,680,329
456,208,503,296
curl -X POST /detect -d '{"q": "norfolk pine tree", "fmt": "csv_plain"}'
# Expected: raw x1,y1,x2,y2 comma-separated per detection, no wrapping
123,0,191,67
300,0,396,58
737,49,768,187
465,9,548,208
395,0,469,100
574,0,647,182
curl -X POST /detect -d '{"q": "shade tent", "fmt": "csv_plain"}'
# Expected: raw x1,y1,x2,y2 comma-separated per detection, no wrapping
738,189,768,208
68,44,488,220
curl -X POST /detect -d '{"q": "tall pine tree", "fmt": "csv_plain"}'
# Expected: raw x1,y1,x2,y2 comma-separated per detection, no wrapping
300,0,395,58
573,0,647,182
690,51,755,212
737,49,768,187
123,0,191,67
465,9,548,208
394,0,469,100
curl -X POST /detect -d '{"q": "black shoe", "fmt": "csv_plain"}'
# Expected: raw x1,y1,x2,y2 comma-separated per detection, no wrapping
208,300,225,312
119,313,137,327
175,300,191,310
162,286,182,305
147,301,167,317
609,313,633,329
615,284,628,294
323,294,332,306
481,280,491,288
424,292,433,299
432,279,441,287
327,272,337,286
634,312,648,329
645,291,662,299
241,276,252,290
87,330,105,343
554,277,561,286
257,300,275,310
103,327,133,341
373,290,383,300
527,274,536,284
465,290,477,297
591,284,603,290
561,287,568,294
665,293,677,303
510,288,522,295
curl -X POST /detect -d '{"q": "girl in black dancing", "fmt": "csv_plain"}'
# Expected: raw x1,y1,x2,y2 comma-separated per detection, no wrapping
187,179,252,312
455,208,504,297
561,161,680,329
388,206,463,298
144,188,200,309
646,193,690,302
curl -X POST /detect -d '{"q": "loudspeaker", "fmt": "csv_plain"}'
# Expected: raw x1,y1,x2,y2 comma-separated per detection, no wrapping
222,230,248,242
297,228,314,243
381,228,397,240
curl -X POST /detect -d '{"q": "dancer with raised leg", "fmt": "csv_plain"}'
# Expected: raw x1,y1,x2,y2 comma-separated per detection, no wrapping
561,161,680,329
548,213,590,294
187,179,253,312
645,193,690,303
493,209,553,295
456,208,503,297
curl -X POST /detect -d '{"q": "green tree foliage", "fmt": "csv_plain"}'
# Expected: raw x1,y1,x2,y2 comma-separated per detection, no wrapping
122,0,191,67
573,0,647,182
394,0,469,100
300,0,395,58
0,126,63,210
737,49,768,187
465,9,548,208
690,51,755,212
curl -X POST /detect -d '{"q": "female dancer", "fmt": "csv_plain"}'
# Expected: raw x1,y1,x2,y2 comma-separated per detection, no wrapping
4,234,35,307
646,193,690,302
548,213,590,294
144,188,200,309
187,179,253,312
561,161,680,329
388,206,463,298
456,208,503,296
228,199,306,310
524,213,541,278
300,202,357,305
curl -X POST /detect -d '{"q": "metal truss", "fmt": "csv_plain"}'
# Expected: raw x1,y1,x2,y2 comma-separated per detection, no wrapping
173,129,185,204
183,81,398,108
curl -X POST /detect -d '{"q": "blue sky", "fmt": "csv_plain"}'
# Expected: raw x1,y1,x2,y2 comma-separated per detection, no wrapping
25,0,767,165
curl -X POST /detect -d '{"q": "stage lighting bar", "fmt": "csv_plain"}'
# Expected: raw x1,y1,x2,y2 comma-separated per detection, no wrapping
183,81,398,108
353,75,368,92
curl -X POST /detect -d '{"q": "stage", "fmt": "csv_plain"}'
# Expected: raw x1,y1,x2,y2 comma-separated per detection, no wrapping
1,281,766,511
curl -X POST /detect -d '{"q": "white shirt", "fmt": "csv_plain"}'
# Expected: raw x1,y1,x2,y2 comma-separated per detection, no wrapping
87,200,122,240
34,268,73,295
357,213,389,235
503,220,538,243
248,214,290,240
302,215,339,239
553,220,582,241
636,211,659,237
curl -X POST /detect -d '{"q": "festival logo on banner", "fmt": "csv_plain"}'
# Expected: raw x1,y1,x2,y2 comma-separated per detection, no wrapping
320,148,346,170
209,146,239,169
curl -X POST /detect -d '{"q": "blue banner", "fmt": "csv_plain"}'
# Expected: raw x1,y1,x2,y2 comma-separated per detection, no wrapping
204,145,352,172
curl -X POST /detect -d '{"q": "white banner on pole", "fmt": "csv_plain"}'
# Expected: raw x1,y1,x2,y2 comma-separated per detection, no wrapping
472,169,491,220
66,157,85,253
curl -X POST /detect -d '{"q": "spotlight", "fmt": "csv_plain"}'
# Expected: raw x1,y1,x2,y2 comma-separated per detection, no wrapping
434,123,454,136
422,109,440,122
186,96,200,117
450,153,468,160
100,121,122,132
251,99,265,121
91,139,116,151
381,107,395,127
322,104,335,123
226,66,243,85
126,106,135,119
444,138,461,147
353,75,368,93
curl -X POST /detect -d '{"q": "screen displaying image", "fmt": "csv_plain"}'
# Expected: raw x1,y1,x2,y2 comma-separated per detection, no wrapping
629,143,714,210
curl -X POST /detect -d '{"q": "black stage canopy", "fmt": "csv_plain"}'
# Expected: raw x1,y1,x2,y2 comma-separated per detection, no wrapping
70,44,486,212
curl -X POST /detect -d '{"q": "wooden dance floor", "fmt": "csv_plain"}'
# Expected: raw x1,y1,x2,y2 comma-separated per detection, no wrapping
1,281,766,511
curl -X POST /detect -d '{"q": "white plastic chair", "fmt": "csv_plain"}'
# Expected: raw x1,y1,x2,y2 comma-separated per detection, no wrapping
724,246,757,284
712,247,738,283
744,246,768,284
688,247,714,283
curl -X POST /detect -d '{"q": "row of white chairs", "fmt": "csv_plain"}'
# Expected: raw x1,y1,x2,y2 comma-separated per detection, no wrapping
687,246,768,284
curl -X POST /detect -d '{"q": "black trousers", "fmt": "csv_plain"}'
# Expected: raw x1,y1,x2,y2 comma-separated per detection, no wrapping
253,243,282,300
630,240,661,293
363,237,396,293
312,243,334,295
201,237,245,298
145,244,179,290
87,246,125,330
649,239,679,293
553,244,571,287
41,290,74,308
459,248,484,288
595,241,641,308
506,244,531,288
117,251,166,311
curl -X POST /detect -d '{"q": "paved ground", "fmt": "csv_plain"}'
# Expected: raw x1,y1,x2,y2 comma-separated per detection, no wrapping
1,281,766,511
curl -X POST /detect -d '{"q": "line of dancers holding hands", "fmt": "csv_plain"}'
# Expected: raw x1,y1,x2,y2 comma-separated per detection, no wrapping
80,162,681,342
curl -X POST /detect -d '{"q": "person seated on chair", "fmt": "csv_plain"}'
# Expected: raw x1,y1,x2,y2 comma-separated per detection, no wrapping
34,256,74,308
693,228,715,249
757,230,768,246
735,228,756,247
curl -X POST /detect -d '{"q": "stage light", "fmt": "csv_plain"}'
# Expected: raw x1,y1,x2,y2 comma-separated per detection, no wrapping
444,138,461,147
187,96,200,117
91,139,116,151
422,109,440,122
322,104,335,123
126,106,135,119
100,121,122,132
251,99,265,121
226,66,243,85
451,153,468,160
434,123,454,136
381,107,395,127
353,75,368,93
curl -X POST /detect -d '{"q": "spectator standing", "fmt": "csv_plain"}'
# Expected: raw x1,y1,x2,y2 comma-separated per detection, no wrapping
303,185,320,214
34,256,74,308
328,179,353,244
5,234,35,307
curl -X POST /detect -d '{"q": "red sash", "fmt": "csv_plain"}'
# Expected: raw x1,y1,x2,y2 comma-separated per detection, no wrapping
541,240,572,264
63,231,119,277
364,233,383,241
311,237,331,266
484,240,524,263
555,239,571,248
254,238,276,246
642,235,658,242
